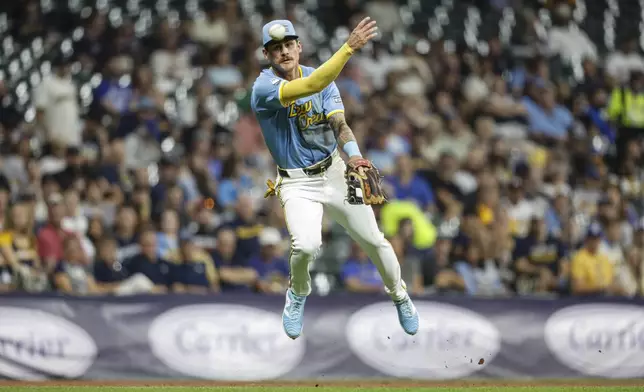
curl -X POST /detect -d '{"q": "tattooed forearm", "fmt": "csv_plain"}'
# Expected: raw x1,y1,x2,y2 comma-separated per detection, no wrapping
328,112,356,148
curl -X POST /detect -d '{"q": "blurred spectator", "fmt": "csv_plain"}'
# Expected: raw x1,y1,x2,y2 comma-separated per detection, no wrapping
12,1,46,44
125,228,172,293
227,195,263,263
168,236,219,294
380,200,437,251
52,236,100,295
503,178,539,238
73,12,107,71
0,197,47,292
363,0,403,36
93,236,157,295
156,209,181,259
388,219,424,294
212,228,258,292
522,82,573,143
151,157,181,214
512,218,569,295
570,222,619,296
543,188,571,238
217,156,255,210
248,227,289,294
618,247,644,297
423,231,464,293
607,71,644,171
113,204,140,261
600,219,626,266
33,54,81,147
150,31,192,94
37,193,79,271
89,57,132,131
93,236,130,293
0,255,16,292
366,130,397,176
342,243,384,294
547,2,597,64
190,0,229,47
605,36,644,84
386,155,435,213
454,242,506,296
420,152,467,218
132,66,166,113
206,46,244,93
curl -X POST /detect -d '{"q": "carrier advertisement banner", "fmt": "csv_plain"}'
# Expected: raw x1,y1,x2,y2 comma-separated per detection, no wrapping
0,294,643,380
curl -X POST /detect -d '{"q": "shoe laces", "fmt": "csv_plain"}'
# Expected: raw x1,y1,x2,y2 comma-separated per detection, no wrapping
397,299,414,318
290,295,304,317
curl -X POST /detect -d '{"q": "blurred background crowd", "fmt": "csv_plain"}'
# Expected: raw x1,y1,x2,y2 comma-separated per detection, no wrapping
0,0,643,298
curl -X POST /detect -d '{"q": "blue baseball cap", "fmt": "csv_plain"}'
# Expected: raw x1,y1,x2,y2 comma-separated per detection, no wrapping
262,19,298,46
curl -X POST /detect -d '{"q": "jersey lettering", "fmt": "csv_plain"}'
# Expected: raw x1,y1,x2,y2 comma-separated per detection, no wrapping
288,100,327,131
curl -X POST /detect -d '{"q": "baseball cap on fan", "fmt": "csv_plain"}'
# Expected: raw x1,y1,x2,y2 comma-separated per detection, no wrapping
262,20,298,46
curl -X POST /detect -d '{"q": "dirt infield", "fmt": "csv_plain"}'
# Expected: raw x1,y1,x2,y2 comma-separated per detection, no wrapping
2,379,644,388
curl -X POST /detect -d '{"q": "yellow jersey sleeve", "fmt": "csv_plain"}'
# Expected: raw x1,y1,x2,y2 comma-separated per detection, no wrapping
280,43,353,104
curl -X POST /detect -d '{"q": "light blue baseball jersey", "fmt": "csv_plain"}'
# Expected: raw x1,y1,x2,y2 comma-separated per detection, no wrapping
250,66,345,169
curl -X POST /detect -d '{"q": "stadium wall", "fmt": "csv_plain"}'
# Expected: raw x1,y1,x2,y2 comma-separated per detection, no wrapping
0,293,641,380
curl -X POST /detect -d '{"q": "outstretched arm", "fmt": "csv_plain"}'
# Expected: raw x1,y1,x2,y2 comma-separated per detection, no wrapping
328,112,361,159
279,17,377,105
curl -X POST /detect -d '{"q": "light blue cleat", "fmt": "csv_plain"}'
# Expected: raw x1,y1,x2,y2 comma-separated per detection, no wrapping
394,295,419,335
282,288,307,339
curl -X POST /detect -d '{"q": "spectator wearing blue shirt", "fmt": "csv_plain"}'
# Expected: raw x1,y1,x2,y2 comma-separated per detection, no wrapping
584,87,616,144
366,131,397,176
336,64,363,105
225,195,263,265
93,237,130,293
522,82,573,143
247,227,289,294
543,189,570,238
512,218,569,295
113,205,140,261
454,243,506,296
156,209,181,259
216,155,255,210
168,236,219,294
387,155,435,212
114,96,166,140
90,57,133,121
341,243,384,293
206,46,244,93
212,228,258,292
125,228,172,293
150,156,181,216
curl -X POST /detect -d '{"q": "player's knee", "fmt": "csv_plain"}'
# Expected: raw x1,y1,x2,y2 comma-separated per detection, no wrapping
293,237,322,258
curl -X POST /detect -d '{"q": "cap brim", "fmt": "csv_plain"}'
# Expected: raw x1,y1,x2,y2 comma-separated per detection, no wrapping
264,35,299,48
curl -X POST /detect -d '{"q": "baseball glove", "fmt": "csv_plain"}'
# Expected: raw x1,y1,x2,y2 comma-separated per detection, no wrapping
345,158,387,205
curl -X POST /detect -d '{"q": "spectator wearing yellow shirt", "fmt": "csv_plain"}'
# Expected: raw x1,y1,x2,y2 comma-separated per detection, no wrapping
0,197,48,292
571,223,619,296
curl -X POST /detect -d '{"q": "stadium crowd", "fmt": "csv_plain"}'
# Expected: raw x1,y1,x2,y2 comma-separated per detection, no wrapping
0,0,643,298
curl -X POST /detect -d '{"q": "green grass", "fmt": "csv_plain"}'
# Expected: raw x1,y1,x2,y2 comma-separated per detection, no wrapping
1,387,644,392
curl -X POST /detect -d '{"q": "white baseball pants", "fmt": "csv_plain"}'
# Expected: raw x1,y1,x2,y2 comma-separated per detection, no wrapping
276,150,407,301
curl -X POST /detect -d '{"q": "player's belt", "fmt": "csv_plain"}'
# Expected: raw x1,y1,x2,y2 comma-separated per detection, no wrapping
278,153,334,178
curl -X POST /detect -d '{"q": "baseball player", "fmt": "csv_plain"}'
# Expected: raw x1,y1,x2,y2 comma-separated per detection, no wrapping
250,17,419,339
